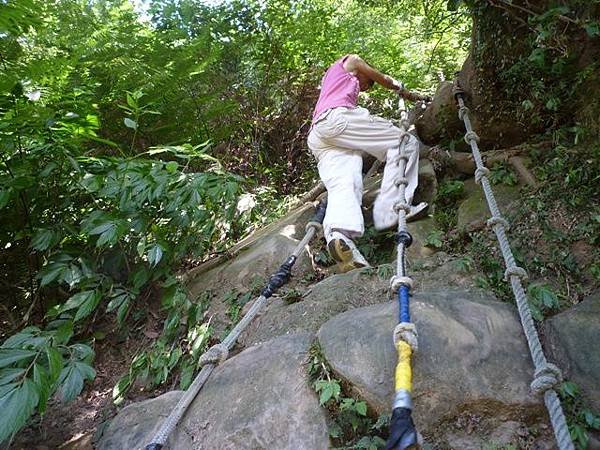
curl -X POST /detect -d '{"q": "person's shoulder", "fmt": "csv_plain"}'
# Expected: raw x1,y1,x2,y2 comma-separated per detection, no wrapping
343,54,364,71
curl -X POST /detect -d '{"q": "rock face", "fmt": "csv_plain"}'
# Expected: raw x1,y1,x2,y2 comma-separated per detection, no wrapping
241,255,482,347
457,178,520,231
544,291,600,410
317,293,547,445
96,391,183,450
185,202,315,302
415,81,464,146
406,216,439,260
98,333,328,450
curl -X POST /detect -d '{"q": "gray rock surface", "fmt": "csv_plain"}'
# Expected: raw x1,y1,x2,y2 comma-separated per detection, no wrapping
241,255,483,347
98,333,328,450
317,292,544,432
97,391,183,450
413,158,438,206
544,291,600,410
185,202,316,333
457,178,520,231
406,216,439,260
186,202,315,301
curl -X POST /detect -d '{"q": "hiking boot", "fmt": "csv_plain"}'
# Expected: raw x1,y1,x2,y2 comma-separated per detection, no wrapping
327,231,370,273
406,202,428,223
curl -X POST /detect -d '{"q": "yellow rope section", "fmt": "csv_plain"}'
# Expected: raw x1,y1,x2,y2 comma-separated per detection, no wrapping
394,340,413,392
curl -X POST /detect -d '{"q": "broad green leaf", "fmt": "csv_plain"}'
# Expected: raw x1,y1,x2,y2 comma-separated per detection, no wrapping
96,224,118,247
112,374,132,405
0,368,25,386
88,222,114,235
31,229,55,251
74,290,101,321
124,118,138,130
33,363,51,414
165,161,178,173
0,349,37,368
59,290,96,314
57,364,84,402
147,244,163,267
355,401,367,416
46,347,63,382
0,378,39,442
39,263,66,286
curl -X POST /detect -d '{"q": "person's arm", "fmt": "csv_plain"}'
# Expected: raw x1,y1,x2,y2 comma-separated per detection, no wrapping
344,54,429,101
343,54,399,90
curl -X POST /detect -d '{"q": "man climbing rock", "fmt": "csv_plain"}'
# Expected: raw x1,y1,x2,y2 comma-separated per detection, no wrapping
307,54,427,273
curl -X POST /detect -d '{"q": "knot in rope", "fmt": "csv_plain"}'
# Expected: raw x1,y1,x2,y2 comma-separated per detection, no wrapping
504,265,528,282
393,322,418,352
458,106,470,121
199,343,229,367
390,275,414,292
487,215,510,231
531,363,563,395
474,167,490,184
393,202,411,214
464,130,480,144
305,221,323,234
394,176,409,187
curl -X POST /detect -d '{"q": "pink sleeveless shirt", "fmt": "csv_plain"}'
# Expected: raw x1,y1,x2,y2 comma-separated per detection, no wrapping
312,55,359,122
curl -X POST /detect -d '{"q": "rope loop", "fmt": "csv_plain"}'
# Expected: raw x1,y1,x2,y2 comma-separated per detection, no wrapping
393,322,419,352
474,167,490,184
394,176,409,188
530,363,563,395
393,202,411,214
504,265,528,282
464,130,480,144
305,221,323,234
390,275,414,292
199,343,229,367
458,106,470,121
487,215,510,231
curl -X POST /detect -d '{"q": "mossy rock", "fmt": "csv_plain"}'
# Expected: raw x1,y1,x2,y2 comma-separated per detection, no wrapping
457,178,521,231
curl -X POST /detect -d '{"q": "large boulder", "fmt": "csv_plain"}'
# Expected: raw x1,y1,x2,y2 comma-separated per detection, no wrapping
241,255,482,347
544,291,600,410
96,391,183,450
184,202,316,333
415,81,464,146
317,292,547,444
97,333,328,450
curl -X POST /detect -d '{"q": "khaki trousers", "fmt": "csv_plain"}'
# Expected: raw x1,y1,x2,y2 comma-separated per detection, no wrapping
307,106,419,241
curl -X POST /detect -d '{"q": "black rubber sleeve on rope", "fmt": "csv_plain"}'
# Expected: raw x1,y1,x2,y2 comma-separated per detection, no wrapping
396,231,413,248
311,199,327,224
385,407,419,450
260,255,297,298
145,444,163,450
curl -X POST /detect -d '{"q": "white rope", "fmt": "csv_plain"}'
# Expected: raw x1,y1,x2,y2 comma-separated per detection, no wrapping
145,158,385,448
456,94,574,450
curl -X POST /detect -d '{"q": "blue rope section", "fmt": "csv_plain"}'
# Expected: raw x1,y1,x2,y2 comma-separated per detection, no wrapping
398,285,410,323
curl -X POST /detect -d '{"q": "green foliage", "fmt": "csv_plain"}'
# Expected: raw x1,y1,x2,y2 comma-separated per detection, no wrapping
424,229,444,248
0,0,472,438
432,179,465,231
488,162,517,186
527,283,560,321
308,344,389,448
0,326,94,442
559,381,600,450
